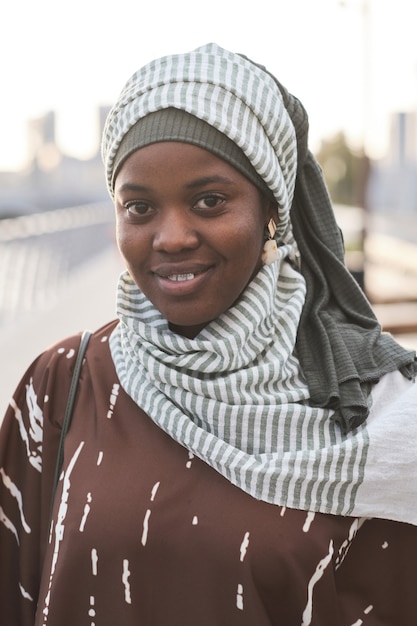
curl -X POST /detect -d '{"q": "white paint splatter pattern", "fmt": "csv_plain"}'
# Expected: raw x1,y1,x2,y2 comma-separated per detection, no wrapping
10,380,43,473
91,549,98,576
301,540,335,626
150,482,160,502
141,509,151,547
140,482,161,546
302,511,316,533
88,595,96,624
0,468,31,535
79,493,92,532
122,559,132,604
335,518,367,570
26,380,44,453
350,603,375,625
236,584,244,610
107,383,120,419
0,506,20,544
19,583,34,601
41,442,85,625
240,532,250,562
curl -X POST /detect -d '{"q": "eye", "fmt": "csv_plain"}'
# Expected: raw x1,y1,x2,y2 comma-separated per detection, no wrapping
124,201,153,218
193,194,225,212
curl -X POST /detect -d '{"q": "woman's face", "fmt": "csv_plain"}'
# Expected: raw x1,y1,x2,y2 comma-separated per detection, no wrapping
114,141,275,338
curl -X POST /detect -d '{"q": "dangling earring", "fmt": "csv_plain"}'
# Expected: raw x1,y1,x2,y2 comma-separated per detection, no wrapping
262,218,279,265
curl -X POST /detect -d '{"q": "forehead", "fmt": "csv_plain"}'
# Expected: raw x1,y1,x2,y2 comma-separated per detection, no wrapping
114,141,256,189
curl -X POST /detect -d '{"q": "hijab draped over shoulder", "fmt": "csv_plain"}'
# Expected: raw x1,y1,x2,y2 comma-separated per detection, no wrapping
102,42,416,430
101,43,417,523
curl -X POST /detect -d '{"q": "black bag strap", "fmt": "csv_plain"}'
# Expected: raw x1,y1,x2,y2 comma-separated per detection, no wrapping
49,330,92,523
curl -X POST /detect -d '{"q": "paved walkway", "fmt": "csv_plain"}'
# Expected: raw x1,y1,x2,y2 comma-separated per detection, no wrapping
0,245,123,416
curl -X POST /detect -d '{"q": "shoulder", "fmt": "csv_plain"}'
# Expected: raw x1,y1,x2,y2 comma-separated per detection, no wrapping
34,320,118,374
7,320,119,429
48,319,118,355
369,369,416,418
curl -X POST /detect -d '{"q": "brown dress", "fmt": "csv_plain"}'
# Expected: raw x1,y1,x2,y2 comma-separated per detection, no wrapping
1,321,417,626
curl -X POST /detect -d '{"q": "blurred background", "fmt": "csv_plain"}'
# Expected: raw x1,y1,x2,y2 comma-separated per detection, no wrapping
1,0,417,414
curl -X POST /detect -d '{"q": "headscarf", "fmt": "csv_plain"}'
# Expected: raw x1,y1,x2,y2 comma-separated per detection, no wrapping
102,42,416,433
110,107,275,202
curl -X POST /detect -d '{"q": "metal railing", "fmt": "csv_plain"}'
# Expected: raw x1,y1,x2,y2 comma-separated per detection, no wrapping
0,202,115,325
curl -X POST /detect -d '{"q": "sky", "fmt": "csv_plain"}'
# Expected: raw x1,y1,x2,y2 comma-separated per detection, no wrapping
1,0,417,171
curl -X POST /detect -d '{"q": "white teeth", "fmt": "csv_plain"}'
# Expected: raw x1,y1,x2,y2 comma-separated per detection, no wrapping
167,273,195,282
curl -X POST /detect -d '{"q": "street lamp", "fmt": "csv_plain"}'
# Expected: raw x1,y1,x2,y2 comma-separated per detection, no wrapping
338,0,371,292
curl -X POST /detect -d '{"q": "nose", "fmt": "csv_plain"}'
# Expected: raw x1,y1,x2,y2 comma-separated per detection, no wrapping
153,208,200,253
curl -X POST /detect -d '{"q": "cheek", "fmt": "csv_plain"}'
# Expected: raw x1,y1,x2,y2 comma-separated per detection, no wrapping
116,218,141,257
234,215,265,257
115,223,130,259
116,231,143,277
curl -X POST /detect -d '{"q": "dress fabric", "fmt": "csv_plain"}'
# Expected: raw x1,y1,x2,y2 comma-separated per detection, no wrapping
1,321,417,626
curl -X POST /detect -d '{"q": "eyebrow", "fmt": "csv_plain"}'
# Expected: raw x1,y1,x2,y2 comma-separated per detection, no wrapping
185,175,234,189
117,183,152,193
117,175,234,194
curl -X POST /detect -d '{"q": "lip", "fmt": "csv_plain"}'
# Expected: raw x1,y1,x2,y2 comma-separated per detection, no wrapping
153,263,214,296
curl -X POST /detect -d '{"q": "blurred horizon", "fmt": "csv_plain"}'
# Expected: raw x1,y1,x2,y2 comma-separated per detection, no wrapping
1,0,417,173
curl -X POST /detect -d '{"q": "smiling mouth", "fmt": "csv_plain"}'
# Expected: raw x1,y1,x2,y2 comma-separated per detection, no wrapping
167,273,196,282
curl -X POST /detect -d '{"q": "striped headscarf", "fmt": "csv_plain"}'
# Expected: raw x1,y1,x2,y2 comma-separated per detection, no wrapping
102,43,298,257
103,43,417,520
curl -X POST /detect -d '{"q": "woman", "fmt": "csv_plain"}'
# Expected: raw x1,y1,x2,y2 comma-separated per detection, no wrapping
1,43,416,626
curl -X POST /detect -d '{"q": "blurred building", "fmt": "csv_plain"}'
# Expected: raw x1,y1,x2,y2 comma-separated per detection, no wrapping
2,104,417,218
0,106,111,218
368,111,417,214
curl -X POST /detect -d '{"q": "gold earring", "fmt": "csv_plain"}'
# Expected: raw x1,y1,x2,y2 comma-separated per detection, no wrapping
262,218,279,265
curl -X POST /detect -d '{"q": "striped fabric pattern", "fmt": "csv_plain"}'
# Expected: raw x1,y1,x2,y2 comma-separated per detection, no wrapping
110,254,369,516
102,43,298,251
